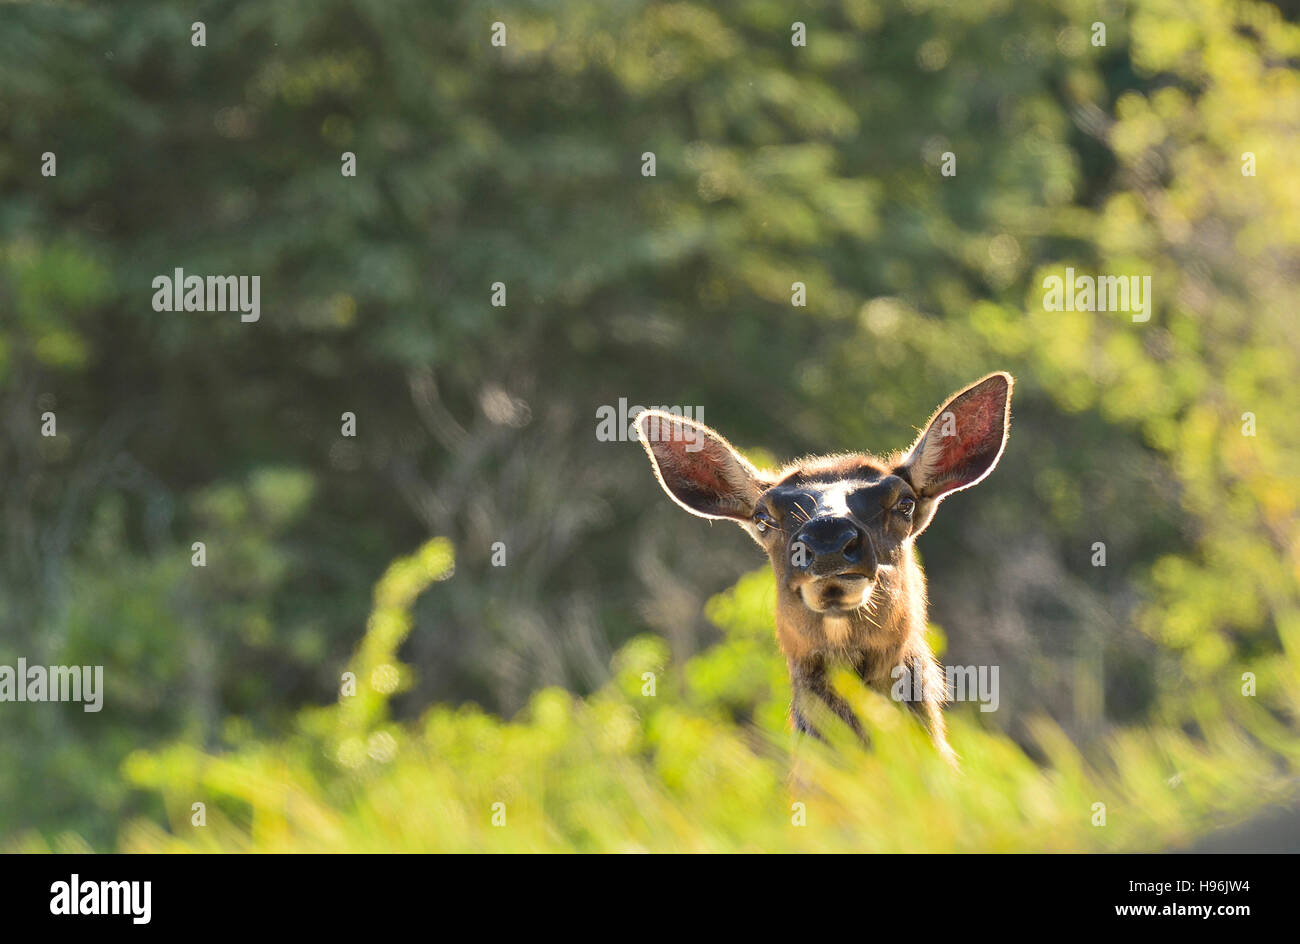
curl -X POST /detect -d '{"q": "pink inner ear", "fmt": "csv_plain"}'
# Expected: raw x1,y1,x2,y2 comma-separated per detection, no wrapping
641,413,756,517
925,383,1007,492
657,435,732,495
943,398,996,469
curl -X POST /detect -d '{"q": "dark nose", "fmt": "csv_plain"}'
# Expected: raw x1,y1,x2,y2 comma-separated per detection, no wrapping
792,516,867,574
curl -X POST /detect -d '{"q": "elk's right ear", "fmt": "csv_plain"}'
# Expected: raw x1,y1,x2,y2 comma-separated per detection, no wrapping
635,411,764,521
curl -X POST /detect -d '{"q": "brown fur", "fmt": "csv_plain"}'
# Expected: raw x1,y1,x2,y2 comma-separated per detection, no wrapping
635,373,1013,767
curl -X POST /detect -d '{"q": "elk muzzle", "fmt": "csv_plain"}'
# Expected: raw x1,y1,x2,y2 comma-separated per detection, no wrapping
792,515,873,576
789,515,879,612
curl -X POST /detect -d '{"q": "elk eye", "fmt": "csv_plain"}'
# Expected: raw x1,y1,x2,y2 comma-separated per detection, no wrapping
896,498,916,518
754,511,776,534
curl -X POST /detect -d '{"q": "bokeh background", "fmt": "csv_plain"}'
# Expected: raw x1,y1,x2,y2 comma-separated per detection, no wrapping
1,0,1298,851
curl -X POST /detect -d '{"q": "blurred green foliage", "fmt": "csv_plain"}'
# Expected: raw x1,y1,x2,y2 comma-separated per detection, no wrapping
27,538,1293,853
1,0,1298,849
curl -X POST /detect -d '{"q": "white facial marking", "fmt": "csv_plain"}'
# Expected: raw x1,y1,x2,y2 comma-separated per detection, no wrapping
819,482,852,517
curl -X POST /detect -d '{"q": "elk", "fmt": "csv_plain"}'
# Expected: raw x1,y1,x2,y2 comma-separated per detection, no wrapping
635,373,1013,764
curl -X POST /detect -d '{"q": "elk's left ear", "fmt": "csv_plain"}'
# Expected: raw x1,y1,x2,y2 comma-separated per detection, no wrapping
897,372,1013,510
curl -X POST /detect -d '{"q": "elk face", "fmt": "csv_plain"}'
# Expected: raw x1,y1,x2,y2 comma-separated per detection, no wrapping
752,465,917,615
634,373,1013,621
636,374,1011,756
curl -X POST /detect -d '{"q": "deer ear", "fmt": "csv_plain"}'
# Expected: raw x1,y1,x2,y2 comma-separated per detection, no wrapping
898,372,1013,502
635,411,764,521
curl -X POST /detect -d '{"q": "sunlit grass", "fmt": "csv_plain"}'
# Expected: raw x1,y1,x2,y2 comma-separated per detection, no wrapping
84,540,1299,853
